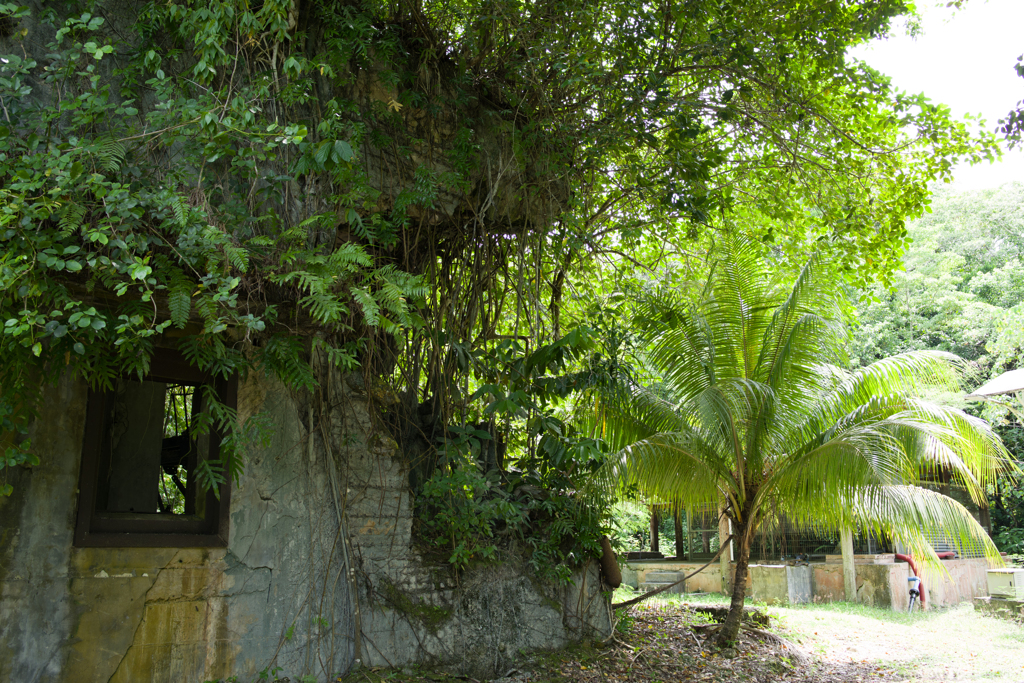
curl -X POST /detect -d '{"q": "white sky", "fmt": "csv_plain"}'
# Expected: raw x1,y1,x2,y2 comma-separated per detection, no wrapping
848,0,1024,190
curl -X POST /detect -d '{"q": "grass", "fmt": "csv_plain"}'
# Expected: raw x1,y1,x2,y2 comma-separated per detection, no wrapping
777,601,1024,681
613,585,730,606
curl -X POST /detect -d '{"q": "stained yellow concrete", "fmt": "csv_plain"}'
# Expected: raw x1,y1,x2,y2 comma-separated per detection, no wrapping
66,548,236,683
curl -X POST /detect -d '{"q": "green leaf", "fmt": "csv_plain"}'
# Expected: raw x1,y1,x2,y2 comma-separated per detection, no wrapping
333,140,353,162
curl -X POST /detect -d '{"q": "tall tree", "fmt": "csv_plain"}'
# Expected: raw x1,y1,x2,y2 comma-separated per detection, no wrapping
587,240,1013,646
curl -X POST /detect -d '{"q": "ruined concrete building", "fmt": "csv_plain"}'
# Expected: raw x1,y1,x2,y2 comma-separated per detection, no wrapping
1,365,612,682
0,1,611,680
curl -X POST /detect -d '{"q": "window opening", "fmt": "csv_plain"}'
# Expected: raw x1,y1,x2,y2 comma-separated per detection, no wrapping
75,349,234,547
159,384,195,515
95,379,206,517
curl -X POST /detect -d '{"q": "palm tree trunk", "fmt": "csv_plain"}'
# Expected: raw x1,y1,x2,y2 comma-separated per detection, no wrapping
715,525,751,647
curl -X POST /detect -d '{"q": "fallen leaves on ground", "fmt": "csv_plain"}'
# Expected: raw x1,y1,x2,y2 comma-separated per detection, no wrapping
342,601,907,683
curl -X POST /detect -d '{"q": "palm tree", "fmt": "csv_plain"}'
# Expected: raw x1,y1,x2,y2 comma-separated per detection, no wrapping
588,242,1015,646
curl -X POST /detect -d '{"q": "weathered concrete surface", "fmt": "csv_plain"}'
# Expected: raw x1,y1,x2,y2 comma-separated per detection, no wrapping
637,570,685,594
918,559,991,609
1,369,611,683
747,565,812,605
0,373,87,683
812,561,910,610
787,565,812,604
624,561,750,595
749,565,788,605
65,548,234,683
359,559,609,679
338,374,611,678
974,596,1024,619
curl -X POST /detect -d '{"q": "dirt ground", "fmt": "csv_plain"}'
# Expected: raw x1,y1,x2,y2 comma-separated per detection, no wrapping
342,597,1024,683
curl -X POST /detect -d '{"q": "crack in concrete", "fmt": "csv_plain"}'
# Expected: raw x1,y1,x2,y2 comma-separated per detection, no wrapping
103,567,164,683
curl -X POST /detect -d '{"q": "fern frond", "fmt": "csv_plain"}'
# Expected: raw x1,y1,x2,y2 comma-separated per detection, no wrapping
350,286,380,326
168,287,191,328
170,195,188,228
95,137,126,173
258,334,317,390
329,242,373,272
225,244,249,273
300,291,348,324
59,202,86,237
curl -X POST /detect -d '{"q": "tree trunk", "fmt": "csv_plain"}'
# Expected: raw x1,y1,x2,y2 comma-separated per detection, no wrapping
674,507,684,559
650,506,660,553
715,526,751,647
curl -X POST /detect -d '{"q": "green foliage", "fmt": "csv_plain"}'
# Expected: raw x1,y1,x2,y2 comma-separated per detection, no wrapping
418,459,609,582
609,502,652,553
419,463,523,568
850,184,1024,371
0,2,428,492
846,186,1024,557
1000,54,1024,148
419,438,607,582
586,238,1016,645
415,329,619,580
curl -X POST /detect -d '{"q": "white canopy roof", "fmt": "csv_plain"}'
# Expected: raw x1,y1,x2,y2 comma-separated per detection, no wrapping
967,368,1024,397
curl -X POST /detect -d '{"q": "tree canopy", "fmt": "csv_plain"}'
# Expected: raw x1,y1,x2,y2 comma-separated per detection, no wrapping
0,0,999,513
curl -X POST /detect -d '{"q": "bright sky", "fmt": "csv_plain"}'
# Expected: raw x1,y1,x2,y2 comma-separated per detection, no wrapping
848,0,1024,190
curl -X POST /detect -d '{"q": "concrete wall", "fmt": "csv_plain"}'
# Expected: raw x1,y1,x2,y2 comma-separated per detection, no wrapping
918,559,990,609
812,562,910,610
623,561,750,595
0,373,86,683
625,556,991,612
0,371,611,683
748,565,812,605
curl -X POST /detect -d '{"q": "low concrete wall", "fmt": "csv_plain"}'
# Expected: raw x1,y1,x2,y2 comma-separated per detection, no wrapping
812,562,910,610
749,565,812,605
749,565,788,604
623,561,749,595
974,596,1024,619
625,555,990,613
919,558,991,609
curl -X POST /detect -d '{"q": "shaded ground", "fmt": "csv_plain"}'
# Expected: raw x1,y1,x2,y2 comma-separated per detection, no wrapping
341,595,1024,683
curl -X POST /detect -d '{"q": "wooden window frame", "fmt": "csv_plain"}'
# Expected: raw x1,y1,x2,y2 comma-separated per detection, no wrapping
74,349,236,548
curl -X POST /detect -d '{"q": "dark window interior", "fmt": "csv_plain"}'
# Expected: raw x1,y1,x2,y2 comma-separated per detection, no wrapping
74,350,234,547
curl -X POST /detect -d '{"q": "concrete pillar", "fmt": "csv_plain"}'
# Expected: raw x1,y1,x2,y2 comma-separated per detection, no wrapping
841,527,857,602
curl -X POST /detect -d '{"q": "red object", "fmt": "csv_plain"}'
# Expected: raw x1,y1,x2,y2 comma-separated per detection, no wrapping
935,551,957,559
895,553,926,610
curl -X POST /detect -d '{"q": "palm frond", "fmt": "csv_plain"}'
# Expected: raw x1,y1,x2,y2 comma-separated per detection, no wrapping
583,239,1013,577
